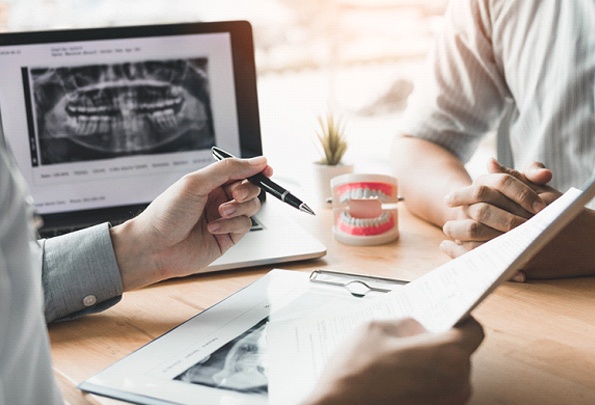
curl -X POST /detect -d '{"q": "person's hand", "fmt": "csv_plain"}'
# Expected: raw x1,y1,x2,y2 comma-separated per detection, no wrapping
110,156,273,290
304,317,484,405
498,160,562,204
440,159,561,260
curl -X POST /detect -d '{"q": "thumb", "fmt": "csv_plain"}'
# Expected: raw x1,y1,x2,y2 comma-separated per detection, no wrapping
487,158,552,186
523,162,552,185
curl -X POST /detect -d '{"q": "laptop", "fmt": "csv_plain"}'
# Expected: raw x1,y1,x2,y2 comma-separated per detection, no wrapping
0,20,326,272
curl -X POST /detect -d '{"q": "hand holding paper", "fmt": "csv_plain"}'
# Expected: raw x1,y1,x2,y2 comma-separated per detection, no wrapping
302,317,483,405
268,183,594,404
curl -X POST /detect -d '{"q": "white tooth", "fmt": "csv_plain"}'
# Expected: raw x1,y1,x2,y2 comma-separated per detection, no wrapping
339,208,393,231
340,211,350,223
163,109,177,128
152,110,166,130
81,119,93,136
86,116,99,135
340,190,348,202
98,116,110,133
75,116,88,135
380,212,390,223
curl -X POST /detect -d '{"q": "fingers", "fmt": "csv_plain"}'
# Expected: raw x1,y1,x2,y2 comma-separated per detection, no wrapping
466,201,529,230
187,157,269,236
207,172,264,235
450,317,485,355
443,167,545,247
208,195,262,234
523,161,553,185
510,271,526,283
443,218,503,242
490,158,553,186
439,239,480,258
440,160,558,258
224,177,263,204
446,174,545,215
207,214,254,235
442,202,526,245
218,195,261,218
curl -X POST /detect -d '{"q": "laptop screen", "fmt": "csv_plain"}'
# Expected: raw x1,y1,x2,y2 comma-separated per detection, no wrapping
0,21,262,229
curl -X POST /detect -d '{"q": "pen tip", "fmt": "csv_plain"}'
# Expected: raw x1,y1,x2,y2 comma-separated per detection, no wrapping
300,204,316,216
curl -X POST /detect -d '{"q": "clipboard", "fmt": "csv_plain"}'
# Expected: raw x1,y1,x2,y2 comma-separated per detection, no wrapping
78,269,407,405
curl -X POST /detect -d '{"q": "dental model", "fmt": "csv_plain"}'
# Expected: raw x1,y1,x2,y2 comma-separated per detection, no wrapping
330,173,400,246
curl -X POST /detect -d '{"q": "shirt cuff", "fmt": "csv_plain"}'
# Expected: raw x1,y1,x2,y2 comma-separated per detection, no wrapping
42,223,124,323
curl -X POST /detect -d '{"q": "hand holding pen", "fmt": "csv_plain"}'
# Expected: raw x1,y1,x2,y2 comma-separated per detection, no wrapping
212,146,316,215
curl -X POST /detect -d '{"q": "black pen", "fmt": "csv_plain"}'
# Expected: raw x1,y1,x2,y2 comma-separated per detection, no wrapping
211,146,316,215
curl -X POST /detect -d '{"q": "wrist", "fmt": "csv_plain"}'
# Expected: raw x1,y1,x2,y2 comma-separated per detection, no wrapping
110,219,160,291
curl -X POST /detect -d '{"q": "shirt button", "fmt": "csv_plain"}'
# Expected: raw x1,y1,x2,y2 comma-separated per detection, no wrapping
83,295,97,307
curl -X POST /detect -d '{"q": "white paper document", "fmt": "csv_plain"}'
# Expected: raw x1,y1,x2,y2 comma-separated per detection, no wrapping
79,269,405,404
267,186,592,404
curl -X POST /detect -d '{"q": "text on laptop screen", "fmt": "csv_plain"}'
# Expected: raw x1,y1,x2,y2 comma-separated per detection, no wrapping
0,29,243,215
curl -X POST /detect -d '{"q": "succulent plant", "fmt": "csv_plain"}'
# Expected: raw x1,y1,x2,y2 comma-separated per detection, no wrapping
315,113,348,166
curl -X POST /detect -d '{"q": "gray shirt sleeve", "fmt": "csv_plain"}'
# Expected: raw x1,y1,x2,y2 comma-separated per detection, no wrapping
41,223,124,323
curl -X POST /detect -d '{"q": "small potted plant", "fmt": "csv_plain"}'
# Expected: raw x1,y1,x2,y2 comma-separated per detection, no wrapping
312,112,353,202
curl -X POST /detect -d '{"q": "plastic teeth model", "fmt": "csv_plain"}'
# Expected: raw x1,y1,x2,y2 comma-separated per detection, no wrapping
331,173,399,246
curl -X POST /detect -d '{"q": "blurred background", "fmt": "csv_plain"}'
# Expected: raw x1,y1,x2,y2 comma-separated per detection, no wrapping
1,0,493,180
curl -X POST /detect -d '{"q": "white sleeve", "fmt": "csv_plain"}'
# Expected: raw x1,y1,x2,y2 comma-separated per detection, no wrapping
400,0,510,162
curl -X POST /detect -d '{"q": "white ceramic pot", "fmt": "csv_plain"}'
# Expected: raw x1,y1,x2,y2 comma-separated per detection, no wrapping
312,162,354,206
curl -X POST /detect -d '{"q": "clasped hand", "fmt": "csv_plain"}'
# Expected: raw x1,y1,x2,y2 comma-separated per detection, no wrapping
440,159,560,274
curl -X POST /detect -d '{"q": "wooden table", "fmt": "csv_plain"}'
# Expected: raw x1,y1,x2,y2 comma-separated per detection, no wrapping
48,203,595,405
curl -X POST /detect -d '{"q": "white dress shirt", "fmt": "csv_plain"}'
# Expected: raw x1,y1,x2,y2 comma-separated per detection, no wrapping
0,134,123,403
0,145,63,404
402,0,595,197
